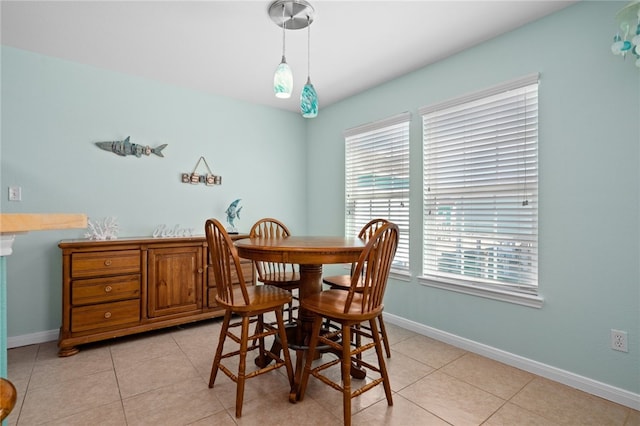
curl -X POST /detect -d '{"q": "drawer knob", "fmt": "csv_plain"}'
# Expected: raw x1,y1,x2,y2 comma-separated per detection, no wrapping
104,312,112,319
104,285,113,293
104,259,113,266
198,268,204,274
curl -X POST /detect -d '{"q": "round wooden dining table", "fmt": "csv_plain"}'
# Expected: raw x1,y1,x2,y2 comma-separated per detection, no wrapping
235,235,366,302
234,235,367,400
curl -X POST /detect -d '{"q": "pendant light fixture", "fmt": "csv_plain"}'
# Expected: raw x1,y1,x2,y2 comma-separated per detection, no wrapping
273,4,293,98
300,15,318,118
269,0,318,116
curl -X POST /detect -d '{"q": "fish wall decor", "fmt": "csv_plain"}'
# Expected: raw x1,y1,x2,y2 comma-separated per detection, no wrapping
95,136,167,158
225,199,242,232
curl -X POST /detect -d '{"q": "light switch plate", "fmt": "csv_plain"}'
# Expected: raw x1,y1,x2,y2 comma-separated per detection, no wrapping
8,186,21,201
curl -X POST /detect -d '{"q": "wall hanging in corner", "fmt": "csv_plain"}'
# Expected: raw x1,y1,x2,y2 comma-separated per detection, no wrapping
181,156,222,186
95,136,168,158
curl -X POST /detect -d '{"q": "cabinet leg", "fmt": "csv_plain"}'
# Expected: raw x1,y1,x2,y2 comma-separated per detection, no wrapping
57,346,79,357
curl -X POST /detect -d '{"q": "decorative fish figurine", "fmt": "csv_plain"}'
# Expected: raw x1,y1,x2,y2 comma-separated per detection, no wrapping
225,199,243,229
95,136,167,158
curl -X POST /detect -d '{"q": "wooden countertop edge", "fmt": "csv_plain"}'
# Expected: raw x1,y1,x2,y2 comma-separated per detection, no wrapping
0,213,87,234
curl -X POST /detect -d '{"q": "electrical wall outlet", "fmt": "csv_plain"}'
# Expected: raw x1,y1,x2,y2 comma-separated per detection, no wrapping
8,186,21,201
611,329,628,352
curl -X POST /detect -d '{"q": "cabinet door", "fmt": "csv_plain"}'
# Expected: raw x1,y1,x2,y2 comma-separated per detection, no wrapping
148,246,203,317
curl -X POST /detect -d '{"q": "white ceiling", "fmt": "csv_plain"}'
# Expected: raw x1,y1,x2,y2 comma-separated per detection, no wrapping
1,0,577,113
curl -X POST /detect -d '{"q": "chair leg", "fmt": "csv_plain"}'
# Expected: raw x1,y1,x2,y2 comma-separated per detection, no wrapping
378,313,391,358
274,309,295,389
297,315,324,401
323,316,331,332
287,288,299,324
256,313,267,364
348,323,367,381
341,323,353,426
370,318,393,406
209,311,231,388
235,315,250,418
354,322,363,363
286,299,294,323
292,347,304,402
250,318,259,348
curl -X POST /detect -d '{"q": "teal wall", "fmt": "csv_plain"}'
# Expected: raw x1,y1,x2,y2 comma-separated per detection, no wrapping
1,47,307,338
307,1,639,395
1,1,639,397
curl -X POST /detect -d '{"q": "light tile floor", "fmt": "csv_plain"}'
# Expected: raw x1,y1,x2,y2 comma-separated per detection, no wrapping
6,318,640,425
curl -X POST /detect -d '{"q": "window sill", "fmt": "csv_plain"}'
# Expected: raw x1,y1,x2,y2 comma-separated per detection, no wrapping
390,269,411,282
330,266,411,282
418,275,544,308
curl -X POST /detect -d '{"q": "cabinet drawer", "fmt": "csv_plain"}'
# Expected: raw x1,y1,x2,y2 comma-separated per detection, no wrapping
72,275,140,306
208,259,254,287
71,299,140,333
71,250,140,278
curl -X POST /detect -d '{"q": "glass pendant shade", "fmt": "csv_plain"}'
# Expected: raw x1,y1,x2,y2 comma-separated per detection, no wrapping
300,12,318,118
274,57,293,99
300,77,318,118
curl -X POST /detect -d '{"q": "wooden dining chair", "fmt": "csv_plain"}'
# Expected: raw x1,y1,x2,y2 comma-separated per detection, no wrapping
205,218,294,418
0,378,17,422
322,218,392,358
249,218,301,322
297,222,399,426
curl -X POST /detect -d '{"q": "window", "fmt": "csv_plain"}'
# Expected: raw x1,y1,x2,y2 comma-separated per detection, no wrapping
420,74,541,307
345,112,410,273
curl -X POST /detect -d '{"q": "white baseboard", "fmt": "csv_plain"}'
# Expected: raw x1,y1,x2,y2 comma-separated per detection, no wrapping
384,313,640,411
7,329,58,349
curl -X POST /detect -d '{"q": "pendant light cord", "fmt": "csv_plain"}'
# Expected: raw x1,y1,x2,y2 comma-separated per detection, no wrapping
281,5,287,60
307,15,311,78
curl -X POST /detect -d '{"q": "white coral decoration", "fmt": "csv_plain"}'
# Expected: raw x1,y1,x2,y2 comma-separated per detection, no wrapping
85,217,119,240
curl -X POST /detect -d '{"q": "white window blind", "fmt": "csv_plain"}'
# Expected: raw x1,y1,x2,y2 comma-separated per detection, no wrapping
420,74,539,296
345,112,410,272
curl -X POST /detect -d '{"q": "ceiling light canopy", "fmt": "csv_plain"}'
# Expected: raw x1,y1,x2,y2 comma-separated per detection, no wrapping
269,0,319,118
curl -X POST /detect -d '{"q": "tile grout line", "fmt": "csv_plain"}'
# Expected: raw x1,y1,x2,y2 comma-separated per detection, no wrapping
109,343,130,425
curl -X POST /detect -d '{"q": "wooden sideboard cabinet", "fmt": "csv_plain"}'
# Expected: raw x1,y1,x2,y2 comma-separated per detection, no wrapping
58,235,253,356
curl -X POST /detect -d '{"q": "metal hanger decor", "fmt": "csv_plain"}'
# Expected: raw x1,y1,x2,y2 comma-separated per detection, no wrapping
181,156,222,186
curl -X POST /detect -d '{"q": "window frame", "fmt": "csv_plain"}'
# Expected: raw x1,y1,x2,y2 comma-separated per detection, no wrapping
344,112,411,275
419,74,543,308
